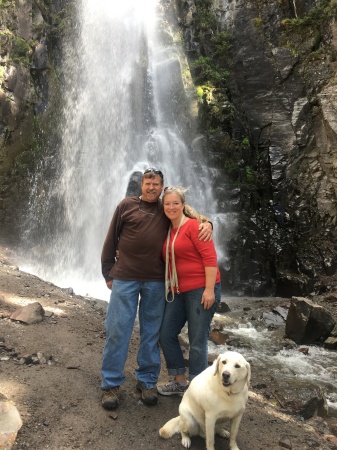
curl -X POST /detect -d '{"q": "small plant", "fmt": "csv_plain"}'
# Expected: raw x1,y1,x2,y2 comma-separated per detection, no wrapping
196,86,204,98
193,0,216,32
253,18,263,30
12,36,31,65
245,166,256,183
280,1,335,30
242,136,250,146
224,161,237,172
191,56,229,85
4,127,12,145
211,31,232,58
280,18,293,27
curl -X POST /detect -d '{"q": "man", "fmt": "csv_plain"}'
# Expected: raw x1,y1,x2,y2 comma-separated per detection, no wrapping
100,168,212,409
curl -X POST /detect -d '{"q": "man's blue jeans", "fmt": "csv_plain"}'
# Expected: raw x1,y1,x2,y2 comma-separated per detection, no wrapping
101,279,166,390
159,283,221,380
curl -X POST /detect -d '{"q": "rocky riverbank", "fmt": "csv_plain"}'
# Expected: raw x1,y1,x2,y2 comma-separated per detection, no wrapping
1,245,337,450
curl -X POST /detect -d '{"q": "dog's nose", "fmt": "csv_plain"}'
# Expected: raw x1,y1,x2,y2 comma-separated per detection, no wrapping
222,371,230,381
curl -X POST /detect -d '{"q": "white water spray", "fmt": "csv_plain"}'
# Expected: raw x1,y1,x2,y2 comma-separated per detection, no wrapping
21,0,219,299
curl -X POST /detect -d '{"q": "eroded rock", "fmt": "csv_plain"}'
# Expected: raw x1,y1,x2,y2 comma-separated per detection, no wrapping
10,302,45,324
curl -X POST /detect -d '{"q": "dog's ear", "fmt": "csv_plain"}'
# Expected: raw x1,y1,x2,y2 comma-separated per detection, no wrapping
213,355,221,376
245,361,251,387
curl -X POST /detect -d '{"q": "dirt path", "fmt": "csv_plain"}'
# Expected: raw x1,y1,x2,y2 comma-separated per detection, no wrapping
0,245,336,450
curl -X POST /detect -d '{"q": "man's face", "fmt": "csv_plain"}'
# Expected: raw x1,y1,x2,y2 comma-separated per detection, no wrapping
141,175,163,203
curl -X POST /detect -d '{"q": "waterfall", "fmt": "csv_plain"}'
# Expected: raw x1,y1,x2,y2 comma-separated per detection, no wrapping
20,0,221,300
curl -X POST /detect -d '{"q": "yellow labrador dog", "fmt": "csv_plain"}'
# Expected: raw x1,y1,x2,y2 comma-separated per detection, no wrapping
159,351,250,450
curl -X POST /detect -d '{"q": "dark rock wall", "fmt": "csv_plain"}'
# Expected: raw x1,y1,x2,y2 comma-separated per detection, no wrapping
0,0,72,241
175,0,337,296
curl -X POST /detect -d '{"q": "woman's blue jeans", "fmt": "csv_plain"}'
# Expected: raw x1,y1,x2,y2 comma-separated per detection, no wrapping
159,283,221,380
101,279,165,390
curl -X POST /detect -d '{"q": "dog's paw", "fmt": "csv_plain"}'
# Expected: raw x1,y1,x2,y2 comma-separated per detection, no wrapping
229,443,239,450
216,428,230,439
181,434,191,449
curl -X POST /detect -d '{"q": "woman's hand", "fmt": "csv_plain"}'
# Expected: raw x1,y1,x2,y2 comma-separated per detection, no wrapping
201,287,215,310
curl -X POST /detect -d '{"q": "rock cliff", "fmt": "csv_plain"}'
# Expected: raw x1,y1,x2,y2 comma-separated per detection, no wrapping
0,0,71,237
176,0,337,295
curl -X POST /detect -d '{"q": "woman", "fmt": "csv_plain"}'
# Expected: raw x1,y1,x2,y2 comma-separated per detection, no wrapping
157,186,221,396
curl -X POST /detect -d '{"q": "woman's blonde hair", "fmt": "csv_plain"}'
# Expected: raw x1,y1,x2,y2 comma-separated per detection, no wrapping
162,186,209,223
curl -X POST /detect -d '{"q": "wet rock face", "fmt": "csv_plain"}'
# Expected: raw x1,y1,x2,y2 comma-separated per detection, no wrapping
0,0,69,240
125,172,142,197
176,0,337,295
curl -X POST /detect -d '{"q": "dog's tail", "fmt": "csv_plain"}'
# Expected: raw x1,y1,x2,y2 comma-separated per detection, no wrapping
159,416,180,439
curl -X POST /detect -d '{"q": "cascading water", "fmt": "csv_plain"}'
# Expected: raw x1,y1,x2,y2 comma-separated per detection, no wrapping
20,0,220,300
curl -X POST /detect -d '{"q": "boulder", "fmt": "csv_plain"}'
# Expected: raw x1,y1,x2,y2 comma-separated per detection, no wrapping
125,171,142,197
285,297,335,344
324,337,337,350
209,331,229,345
0,395,22,450
10,302,45,324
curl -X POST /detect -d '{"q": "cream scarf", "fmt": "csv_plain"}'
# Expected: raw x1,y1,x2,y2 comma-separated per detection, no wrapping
165,215,185,302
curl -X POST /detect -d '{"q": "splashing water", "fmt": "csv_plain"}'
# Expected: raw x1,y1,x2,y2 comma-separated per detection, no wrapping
20,0,219,299
209,306,337,407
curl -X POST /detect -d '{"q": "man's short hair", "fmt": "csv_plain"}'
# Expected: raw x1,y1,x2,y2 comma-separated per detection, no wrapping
142,168,164,184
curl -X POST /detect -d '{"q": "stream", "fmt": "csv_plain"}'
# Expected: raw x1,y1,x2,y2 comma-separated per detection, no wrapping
179,296,337,420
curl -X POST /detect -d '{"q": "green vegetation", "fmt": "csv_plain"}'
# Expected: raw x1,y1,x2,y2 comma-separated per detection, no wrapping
186,0,232,88
191,56,229,85
0,0,15,11
280,0,337,29
327,0,337,16
12,36,31,64
4,127,12,145
32,115,42,158
253,18,263,30
196,86,204,98
0,30,32,65
245,166,256,184
223,160,237,173
211,31,232,60
192,0,215,32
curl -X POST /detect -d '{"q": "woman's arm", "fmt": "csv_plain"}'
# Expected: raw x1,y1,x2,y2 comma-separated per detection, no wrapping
201,266,218,310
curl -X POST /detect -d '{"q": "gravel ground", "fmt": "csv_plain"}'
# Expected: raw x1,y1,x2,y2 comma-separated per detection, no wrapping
0,245,337,450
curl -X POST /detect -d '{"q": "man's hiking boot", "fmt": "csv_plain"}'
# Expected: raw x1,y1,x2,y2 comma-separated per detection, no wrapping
101,386,120,410
157,380,189,396
136,381,158,406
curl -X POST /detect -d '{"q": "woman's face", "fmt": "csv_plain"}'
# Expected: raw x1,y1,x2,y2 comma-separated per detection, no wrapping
163,192,184,222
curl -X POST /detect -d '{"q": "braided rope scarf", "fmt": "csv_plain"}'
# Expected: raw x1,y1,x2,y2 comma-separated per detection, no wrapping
165,215,185,302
